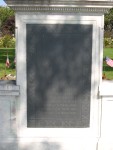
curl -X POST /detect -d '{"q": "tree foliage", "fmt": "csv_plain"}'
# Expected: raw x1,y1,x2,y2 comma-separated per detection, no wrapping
0,7,15,36
1,15,15,35
0,34,15,48
105,9,113,30
104,8,113,38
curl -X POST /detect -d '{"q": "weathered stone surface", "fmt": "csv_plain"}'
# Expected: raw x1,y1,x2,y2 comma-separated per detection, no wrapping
0,97,17,138
4,0,113,5
0,142,18,150
0,100,11,137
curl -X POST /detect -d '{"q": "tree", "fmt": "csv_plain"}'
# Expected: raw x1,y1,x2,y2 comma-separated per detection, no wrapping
104,8,113,37
0,6,14,35
1,15,15,35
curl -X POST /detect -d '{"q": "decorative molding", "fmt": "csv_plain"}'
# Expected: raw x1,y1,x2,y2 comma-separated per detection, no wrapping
10,6,110,13
0,81,20,96
4,0,113,13
4,0,113,6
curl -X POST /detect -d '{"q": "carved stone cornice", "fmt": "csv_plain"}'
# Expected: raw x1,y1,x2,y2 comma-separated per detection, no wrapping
4,0,113,13
10,6,110,13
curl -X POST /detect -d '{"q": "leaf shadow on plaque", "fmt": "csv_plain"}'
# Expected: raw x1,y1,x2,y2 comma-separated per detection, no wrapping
27,24,92,127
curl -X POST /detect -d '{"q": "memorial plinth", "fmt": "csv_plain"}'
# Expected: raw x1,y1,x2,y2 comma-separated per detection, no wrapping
2,0,113,150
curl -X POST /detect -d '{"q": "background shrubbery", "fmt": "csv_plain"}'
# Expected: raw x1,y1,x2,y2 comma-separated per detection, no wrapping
0,7,16,79
0,7,15,48
0,35,15,48
104,37,113,48
104,8,113,48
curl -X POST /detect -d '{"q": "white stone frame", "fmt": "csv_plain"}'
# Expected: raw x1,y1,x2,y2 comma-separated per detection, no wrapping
16,13,103,139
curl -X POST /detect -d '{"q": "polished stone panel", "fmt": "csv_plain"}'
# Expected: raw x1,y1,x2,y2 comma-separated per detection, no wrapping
27,24,92,128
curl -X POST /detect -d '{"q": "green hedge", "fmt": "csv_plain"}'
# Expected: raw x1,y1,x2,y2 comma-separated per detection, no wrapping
104,38,113,48
0,35,15,48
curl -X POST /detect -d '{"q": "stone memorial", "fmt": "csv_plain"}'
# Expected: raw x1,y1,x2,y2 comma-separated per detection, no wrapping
1,0,113,150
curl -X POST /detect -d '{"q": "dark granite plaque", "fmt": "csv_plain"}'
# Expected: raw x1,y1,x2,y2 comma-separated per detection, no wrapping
27,24,92,128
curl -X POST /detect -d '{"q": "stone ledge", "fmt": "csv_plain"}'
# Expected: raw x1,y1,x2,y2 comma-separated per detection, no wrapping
4,0,113,13
0,81,20,96
4,0,113,6
99,80,113,97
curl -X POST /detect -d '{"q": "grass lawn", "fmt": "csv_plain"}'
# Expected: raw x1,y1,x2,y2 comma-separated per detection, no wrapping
103,48,113,80
0,48,16,79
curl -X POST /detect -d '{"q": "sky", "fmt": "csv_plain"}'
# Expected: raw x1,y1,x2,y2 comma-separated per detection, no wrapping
0,0,6,6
